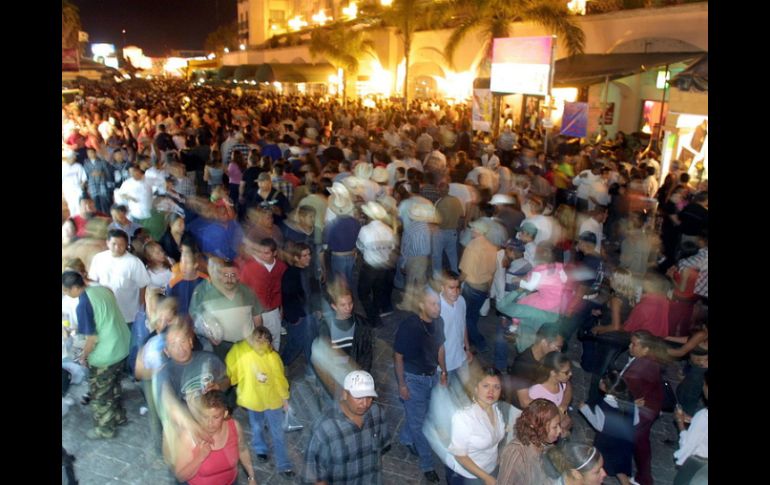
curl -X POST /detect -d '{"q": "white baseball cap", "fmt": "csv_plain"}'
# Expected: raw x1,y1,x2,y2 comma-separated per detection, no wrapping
343,370,378,398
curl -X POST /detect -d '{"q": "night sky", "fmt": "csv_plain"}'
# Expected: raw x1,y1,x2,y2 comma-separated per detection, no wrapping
72,0,237,57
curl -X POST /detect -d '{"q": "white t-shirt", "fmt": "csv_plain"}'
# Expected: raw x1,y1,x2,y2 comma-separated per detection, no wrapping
448,183,475,215
573,170,598,200
356,220,396,268
386,159,409,187
62,162,87,215
524,214,554,245
440,294,467,372
588,179,610,210
148,266,172,292
578,217,604,253
446,403,506,479
89,251,151,322
115,177,154,220
674,408,708,465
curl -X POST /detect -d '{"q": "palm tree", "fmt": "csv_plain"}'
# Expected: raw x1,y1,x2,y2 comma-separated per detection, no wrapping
444,0,585,134
362,0,451,107
204,22,239,55
308,26,376,106
62,0,81,50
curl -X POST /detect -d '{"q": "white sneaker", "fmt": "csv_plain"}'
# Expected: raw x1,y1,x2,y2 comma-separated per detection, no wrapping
629,478,641,485
62,396,75,406
140,406,149,416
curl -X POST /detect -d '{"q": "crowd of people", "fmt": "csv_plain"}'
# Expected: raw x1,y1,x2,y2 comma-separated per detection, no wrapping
62,78,707,485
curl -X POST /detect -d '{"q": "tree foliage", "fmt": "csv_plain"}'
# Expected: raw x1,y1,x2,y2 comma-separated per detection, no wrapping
62,0,81,50
204,22,239,54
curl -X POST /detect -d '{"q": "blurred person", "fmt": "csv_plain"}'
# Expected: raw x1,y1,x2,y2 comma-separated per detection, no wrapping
108,204,141,244
238,237,286,350
243,205,284,248
401,202,438,289
302,370,390,484
279,241,314,368
357,201,398,326
203,154,225,195
677,192,708,250
225,326,295,478
623,331,670,485
159,213,188,264
572,163,601,213
433,182,463,276
62,150,87,217
491,238,532,371
226,150,246,212
577,206,607,254
188,258,264,361
489,194,525,241
167,390,257,485
672,371,708,485
543,441,608,485
244,172,291,224
83,147,115,214
114,164,154,223
167,243,209,317
578,371,639,485
320,187,361,288
506,324,563,408
497,399,562,484
88,229,151,324
62,271,130,439
439,271,473,399
521,352,574,438
394,285,449,483
620,211,660,277
445,367,505,485
458,218,499,353
62,195,110,244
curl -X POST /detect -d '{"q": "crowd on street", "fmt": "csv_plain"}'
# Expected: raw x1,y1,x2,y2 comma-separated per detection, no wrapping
62,79,708,485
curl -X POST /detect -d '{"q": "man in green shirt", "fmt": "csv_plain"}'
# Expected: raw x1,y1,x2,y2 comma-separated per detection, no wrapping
62,271,130,439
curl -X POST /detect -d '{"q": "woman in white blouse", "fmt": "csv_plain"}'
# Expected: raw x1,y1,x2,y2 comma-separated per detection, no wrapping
673,370,708,485
445,367,506,485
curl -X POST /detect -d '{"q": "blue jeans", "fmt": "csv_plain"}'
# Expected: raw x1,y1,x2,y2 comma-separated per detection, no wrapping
247,408,293,472
432,229,459,275
494,317,511,372
399,372,436,472
463,285,489,352
280,314,314,367
330,253,356,289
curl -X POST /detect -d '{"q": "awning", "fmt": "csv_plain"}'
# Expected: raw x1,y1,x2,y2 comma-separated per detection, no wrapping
255,63,336,84
553,52,704,87
216,65,237,81
233,64,262,81
671,54,708,92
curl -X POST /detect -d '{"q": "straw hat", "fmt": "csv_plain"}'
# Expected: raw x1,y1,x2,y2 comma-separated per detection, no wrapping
341,175,367,196
329,182,355,216
469,218,493,235
371,166,389,184
361,201,388,221
409,202,439,223
490,194,515,206
354,162,374,180
377,195,398,214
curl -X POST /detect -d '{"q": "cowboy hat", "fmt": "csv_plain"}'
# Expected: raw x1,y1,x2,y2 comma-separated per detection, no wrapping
409,202,439,223
354,162,374,180
371,166,389,184
361,201,388,221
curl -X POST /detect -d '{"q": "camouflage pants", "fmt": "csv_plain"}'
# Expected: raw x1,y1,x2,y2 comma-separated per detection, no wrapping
87,359,126,435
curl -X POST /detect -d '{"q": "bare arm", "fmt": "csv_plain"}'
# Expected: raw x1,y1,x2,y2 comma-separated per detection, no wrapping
667,331,707,358
594,297,623,335
438,345,448,386
79,335,98,366
517,388,533,409
561,382,573,413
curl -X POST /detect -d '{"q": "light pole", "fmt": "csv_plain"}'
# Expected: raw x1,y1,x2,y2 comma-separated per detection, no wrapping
122,29,126,48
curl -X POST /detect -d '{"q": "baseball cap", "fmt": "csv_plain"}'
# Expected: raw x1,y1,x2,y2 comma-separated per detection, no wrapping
343,370,378,398
578,231,598,244
517,222,538,237
257,172,271,182
504,238,525,253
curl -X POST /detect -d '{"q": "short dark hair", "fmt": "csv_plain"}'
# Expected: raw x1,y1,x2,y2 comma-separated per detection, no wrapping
62,271,86,290
258,238,278,252
107,229,129,242
536,324,562,344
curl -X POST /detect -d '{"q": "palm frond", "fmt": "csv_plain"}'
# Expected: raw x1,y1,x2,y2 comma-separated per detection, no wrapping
522,2,586,55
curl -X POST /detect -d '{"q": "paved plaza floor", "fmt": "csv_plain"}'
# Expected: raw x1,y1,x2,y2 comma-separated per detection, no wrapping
63,300,683,484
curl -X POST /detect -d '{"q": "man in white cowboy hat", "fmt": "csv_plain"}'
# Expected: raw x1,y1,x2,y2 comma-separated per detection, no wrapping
490,193,525,240
343,174,383,203
324,182,355,224
465,157,500,193
401,202,438,289
357,201,397,325
481,143,500,169
321,184,362,289
371,166,391,194
432,182,463,276
458,217,499,353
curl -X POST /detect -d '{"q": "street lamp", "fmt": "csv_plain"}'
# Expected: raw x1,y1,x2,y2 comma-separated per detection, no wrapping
239,43,246,51
224,47,230,53
121,29,126,48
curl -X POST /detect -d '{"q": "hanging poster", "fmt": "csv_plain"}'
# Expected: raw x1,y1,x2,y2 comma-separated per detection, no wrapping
560,102,588,138
490,36,554,95
472,89,493,132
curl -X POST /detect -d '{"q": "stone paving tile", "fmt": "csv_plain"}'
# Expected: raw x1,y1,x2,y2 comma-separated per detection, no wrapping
64,296,682,484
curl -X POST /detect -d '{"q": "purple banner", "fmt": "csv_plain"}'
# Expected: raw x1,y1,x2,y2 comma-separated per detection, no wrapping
561,102,588,138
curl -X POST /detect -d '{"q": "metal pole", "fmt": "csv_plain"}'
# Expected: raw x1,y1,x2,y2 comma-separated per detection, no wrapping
599,74,609,137
656,64,669,150
543,35,556,157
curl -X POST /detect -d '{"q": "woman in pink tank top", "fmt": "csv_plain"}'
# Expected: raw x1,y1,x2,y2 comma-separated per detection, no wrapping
170,391,257,484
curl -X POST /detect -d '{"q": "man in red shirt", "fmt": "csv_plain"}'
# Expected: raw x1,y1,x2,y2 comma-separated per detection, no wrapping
622,274,670,338
239,237,287,350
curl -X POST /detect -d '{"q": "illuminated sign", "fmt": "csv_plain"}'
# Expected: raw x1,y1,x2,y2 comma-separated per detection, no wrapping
490,36,554,96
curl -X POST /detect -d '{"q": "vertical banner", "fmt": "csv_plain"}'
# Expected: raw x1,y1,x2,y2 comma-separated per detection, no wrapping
472,89,493,132
560,102,588,138
490,36,553,95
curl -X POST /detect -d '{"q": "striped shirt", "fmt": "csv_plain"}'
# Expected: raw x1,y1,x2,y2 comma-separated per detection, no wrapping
401,221,432,258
